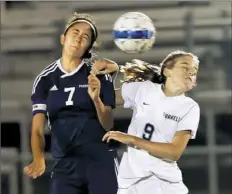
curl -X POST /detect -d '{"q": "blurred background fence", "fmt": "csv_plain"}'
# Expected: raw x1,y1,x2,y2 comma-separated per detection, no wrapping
1,1,232,194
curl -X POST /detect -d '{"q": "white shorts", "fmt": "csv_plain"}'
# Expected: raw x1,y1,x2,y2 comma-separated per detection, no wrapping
117,175,189,194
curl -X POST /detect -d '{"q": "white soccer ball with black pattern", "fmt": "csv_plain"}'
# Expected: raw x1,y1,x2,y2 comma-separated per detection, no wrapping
113,12,156,54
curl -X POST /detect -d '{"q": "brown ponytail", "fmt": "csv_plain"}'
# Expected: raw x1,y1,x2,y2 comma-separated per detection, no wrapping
121,51,199,84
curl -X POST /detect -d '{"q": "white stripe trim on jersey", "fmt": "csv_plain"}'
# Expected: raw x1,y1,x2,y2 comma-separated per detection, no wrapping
104,73,113,82
105,74,109,81
33,61,57,88
32,61,57,94
113,70,120,90
32,62,58,94
32,104,47,111
47,112,51,131
114,157,119,176
57,58,85,78
102,57,117,83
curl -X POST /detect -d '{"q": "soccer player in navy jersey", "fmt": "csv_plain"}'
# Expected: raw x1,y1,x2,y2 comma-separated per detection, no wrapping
24,12,119,194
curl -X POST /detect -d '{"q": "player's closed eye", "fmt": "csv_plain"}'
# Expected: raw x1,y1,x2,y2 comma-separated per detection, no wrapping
182,67,188,71
83,35,89,41
178,66,188,73
181,66,196,74
72,30,79,36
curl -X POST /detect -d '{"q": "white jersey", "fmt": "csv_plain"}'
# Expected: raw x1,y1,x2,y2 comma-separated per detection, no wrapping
118,81,200,188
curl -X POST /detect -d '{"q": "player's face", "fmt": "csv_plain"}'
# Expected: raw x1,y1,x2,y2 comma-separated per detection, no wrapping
61,22,93,58
167,56,198,91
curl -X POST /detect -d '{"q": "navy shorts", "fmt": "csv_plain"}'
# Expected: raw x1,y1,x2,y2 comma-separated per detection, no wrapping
50,148,118,194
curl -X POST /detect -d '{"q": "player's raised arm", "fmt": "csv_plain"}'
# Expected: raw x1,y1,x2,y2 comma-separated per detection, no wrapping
91,58,119,75
104,103,200,161
88,74,114,131
132,104,199,161
90,58,160,106
103,97,200,162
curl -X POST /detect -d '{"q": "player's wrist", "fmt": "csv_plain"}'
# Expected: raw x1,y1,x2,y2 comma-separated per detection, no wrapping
33,158,45,165
93,96,102,103
33,156,45,163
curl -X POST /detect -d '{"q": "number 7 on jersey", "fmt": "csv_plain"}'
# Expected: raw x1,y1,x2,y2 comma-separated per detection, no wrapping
64,87,75,106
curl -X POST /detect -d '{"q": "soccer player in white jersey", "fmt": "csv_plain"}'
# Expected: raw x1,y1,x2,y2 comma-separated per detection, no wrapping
101,50,200,194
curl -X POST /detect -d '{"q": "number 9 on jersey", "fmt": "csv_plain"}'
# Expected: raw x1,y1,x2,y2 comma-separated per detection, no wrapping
142,123,154,141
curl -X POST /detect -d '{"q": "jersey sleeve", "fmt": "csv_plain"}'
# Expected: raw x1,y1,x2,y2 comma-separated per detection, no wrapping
31,76,49,115
121,82,142,109
99,74,116,109
177,104,200,139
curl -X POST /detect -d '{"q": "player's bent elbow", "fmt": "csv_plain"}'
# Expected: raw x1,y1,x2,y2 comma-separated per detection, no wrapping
116,99,124,106
104,126,113,131
103,120,114,131
115,89,124,106
102,108,114,131
111,63,120,72
171,154,181,161
171,150,184,161
164,154,180,162
163,145,183,161
105,59,119,72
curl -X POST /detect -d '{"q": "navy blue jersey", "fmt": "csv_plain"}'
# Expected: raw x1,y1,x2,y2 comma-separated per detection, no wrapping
31,58,116,158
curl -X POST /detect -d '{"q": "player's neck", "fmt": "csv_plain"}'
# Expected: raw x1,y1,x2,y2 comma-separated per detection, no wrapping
61,55,82,73
162,83,184,97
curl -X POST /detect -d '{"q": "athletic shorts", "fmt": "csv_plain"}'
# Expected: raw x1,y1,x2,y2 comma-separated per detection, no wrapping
50,149,118,194
117,175,188,194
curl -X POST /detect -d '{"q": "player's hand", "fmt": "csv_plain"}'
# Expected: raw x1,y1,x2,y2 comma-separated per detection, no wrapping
102,131,135,145
24,158,46,179
88,74,101,101
91,59,107,75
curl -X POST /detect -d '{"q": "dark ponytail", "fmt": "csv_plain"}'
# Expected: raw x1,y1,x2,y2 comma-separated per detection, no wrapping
151,73,165,84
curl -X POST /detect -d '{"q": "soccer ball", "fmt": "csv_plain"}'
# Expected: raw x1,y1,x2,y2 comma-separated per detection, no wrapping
113,12,156,54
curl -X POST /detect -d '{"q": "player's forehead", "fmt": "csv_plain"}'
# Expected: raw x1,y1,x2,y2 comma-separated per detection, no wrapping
175,55,199,70
68,22,92,34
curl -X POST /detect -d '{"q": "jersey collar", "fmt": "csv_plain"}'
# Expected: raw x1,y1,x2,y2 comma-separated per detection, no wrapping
158,84,185,98
57,58,86,78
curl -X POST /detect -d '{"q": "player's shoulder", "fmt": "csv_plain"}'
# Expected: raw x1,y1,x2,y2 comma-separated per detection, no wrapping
35,59,59,79
123,80,155,87
181,96,200,111
137,80,160,93
32,59,59,91
183,95,198,105
144,80,160,88
122,80,157,95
